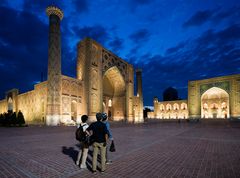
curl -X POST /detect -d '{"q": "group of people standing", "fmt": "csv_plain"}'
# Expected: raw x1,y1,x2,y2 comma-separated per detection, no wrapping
76,112,113,173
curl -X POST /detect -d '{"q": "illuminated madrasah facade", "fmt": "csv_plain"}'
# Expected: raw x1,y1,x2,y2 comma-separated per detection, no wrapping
148,74,240,119
0,6,144,125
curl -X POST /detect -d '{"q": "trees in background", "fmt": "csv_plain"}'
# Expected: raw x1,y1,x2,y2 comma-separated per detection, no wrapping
144,107,152,120
0,110,26,127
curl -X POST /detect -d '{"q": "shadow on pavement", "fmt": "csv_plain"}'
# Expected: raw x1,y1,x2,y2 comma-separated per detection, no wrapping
62,146,78,163
62,145,95,172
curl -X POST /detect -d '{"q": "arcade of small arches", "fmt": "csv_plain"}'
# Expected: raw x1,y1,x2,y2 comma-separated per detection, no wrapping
157,103,188,119
149,101,188,119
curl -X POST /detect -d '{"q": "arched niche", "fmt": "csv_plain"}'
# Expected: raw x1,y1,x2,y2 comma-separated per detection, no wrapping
201,87,229,119
103,66,126,121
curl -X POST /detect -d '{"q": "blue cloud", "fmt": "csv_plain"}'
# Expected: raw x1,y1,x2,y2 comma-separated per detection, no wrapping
183,10,214,28
108,37,124,53
212,6,240,23
131,0,152,5
129,29,151,43
22,0,65,15
0,0,7,6
0,6,47,47
73,25,109,45
128,0,153,12
0,5,48,98
183,6,240,28
72,0,89,13
166,42,186,55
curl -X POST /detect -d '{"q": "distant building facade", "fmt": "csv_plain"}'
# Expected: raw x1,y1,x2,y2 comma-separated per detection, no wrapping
147,98,188,119
148,74,240,119
0,6,144,125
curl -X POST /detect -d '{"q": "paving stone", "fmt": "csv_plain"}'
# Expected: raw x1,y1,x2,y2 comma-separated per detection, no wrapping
0,120,240,177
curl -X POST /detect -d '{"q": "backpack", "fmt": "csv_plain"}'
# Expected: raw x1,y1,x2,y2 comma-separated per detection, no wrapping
75,124,87,142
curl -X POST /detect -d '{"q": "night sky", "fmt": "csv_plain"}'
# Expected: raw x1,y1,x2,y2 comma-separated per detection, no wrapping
0,0,240,106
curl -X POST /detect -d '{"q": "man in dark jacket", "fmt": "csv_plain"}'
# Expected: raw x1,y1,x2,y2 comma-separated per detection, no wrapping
87,113,108,173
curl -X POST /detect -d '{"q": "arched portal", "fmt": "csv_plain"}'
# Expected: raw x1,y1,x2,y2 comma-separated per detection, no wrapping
103,66,126,121
201,87,229,119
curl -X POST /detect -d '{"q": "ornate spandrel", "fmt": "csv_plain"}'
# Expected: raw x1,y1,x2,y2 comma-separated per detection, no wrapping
200,81,230,95
102,49,127,81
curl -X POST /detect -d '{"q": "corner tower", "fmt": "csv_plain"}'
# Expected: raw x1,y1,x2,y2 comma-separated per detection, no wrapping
135,69,144,122
46,6,63,126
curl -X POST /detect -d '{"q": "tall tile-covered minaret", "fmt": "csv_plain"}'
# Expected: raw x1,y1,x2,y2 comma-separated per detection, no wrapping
46,6,63,126
136,69,144,122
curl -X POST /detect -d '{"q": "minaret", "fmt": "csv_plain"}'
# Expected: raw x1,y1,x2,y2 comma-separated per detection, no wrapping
46,6,63,126
136,69,144,122
153,97,158,118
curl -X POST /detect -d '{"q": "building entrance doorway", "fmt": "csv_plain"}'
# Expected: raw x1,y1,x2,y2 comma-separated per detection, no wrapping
201,87,229,118
103,66,126,121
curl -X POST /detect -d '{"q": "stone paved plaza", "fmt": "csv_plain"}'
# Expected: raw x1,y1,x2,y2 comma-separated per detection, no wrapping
0,120,240,178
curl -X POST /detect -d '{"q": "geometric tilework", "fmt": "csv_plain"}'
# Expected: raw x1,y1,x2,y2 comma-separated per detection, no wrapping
200,81,230,95
46,14,62,116
102,49,128,81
